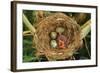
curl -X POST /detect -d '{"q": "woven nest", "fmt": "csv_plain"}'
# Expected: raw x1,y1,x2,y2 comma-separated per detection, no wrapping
34,13,82,61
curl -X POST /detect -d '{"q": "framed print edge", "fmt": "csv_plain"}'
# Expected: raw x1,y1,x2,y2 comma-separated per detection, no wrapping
11,1,98,72
96,6,98,67
11,1,17,72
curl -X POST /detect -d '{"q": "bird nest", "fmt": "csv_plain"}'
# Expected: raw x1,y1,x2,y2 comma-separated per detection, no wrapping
34,13,82,61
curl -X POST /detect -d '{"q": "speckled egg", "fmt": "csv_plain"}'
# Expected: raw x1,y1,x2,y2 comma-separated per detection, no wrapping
50,40,57,48
50,31,57,39
56,27,65,34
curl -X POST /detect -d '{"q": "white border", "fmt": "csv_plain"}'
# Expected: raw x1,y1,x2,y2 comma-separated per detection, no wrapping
16,3,96,69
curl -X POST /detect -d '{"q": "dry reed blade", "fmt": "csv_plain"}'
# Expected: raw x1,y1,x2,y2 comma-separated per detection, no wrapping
81,20,91,39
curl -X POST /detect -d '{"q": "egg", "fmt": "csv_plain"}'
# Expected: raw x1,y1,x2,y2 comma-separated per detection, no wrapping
56,27,65,34
50,31,57,39
50,40,57,48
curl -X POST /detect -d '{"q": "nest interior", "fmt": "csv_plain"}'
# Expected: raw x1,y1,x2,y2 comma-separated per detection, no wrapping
34,13,82,61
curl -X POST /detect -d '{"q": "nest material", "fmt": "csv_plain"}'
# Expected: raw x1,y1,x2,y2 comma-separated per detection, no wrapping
34,13,82,61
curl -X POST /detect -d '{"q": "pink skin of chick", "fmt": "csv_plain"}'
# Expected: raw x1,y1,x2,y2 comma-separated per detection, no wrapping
57,34,67,49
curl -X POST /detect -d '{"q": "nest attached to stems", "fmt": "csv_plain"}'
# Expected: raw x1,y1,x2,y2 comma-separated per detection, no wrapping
34,13,82,61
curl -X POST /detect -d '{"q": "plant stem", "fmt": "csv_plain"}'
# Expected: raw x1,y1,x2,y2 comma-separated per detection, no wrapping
84,38,91,58
22,14,36,34
23,31,32,36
